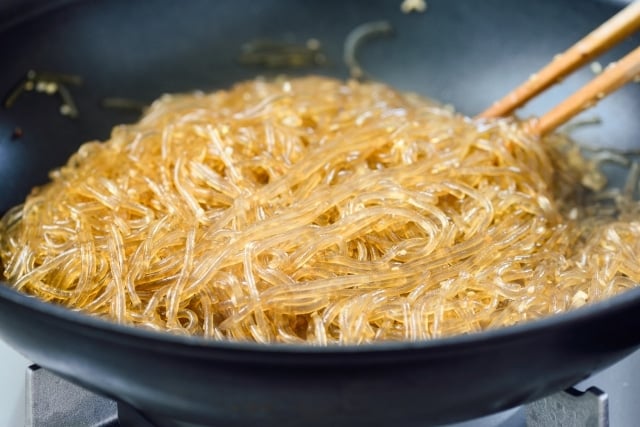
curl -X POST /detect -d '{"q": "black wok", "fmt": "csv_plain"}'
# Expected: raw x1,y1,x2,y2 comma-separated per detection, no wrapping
0,1,639,426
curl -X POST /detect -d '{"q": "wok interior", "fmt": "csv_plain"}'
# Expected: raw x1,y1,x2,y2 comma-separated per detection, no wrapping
1,0,639,329
0,0,639,340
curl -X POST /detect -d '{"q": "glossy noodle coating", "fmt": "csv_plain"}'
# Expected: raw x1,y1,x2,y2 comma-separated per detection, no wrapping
1,76,639,344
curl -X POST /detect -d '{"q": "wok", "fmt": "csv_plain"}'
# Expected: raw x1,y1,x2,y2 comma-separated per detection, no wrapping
1,0,639,426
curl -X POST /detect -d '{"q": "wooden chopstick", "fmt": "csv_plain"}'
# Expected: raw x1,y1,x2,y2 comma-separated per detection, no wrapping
530,45,640,136
477,1,640,120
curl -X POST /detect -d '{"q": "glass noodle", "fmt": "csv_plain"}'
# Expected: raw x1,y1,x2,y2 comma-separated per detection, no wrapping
1,76,639,344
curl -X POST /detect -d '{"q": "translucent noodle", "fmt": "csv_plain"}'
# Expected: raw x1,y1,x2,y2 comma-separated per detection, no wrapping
1,76,639,344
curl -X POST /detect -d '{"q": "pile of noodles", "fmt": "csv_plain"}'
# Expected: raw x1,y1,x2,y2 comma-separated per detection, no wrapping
1,76,639,344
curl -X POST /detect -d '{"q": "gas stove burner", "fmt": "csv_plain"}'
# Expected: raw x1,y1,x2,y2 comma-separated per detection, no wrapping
25,365,609,427
26,366,150,427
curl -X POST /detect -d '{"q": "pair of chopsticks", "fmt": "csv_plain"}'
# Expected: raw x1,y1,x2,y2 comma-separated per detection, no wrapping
478,1,640,136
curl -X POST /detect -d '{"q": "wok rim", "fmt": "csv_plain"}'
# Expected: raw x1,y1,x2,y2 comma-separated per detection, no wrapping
2,280,639,356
